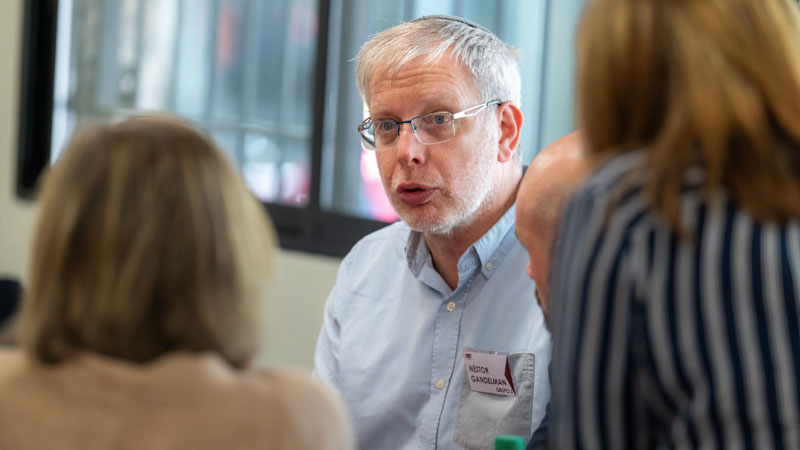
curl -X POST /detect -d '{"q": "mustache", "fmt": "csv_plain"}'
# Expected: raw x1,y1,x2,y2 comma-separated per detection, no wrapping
389,172,442,191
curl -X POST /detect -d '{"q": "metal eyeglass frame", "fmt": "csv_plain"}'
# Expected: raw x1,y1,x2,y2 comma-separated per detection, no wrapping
357,99,502,151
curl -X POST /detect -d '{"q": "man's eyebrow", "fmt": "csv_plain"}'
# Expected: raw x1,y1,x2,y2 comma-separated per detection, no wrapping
369,99,462,119
366,108,399,120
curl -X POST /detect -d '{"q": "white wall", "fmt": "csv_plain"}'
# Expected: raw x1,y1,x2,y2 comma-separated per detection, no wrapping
0,0,340,370
256,249,340,369
0,0,35,282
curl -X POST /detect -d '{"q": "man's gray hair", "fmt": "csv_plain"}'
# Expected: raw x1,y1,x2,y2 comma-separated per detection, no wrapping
356,15,522,107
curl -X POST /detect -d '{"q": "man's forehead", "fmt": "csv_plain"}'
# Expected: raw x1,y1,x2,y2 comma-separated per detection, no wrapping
366,61,478,113
369,84,461,110
369,51,475,89
371,58,464,88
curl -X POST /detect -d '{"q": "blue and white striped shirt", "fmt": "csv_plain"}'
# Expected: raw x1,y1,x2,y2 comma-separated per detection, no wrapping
549,151,800,449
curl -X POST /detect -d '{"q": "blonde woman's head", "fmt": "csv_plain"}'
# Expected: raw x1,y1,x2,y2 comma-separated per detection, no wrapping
21,116,276,368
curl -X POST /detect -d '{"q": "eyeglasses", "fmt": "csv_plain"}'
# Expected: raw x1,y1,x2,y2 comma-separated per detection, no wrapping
357,100,502,151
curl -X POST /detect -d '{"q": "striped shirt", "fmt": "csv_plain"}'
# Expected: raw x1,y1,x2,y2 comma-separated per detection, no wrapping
549,151,800,449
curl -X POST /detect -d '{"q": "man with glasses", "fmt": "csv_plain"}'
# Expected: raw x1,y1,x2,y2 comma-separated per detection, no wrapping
315,15,550,449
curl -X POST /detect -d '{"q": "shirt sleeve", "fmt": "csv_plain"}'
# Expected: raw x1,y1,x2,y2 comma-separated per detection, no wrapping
548,184,640,450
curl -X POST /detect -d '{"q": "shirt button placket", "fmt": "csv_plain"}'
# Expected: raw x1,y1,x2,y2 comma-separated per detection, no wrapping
424,294,463,448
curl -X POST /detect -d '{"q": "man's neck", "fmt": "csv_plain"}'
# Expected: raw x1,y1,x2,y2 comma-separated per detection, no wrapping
424,164,522,290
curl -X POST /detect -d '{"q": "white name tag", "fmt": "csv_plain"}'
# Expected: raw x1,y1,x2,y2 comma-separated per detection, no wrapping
463,349,516,397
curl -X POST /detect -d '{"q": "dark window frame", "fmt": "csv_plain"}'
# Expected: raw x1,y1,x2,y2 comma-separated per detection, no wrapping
16,0,388,258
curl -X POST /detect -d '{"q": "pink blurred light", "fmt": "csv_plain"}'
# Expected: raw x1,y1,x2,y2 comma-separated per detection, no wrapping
360,146,398,223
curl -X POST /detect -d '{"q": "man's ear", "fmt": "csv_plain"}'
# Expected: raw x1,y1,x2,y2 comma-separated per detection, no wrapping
496,102,523,162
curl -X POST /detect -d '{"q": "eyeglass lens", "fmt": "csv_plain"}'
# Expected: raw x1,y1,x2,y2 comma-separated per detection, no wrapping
366,112,455,149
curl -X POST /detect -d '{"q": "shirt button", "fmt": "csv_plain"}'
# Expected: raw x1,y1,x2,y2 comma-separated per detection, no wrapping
446,301,456,312
435,378,446,389
485,261,495,271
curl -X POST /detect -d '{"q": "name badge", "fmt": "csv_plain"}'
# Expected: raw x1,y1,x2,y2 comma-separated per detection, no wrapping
463,349,516,397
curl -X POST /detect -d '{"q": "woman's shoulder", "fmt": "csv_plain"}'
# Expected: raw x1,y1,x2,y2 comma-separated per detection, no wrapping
238,366,355,449
565,150,655,231
116,353,355,449
580,150,647,198
244,366,334,400
246,367,349,420
0,349,26,382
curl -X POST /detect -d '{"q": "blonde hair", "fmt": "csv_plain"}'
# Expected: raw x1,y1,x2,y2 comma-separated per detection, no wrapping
20,116,276,368
578,0,800,226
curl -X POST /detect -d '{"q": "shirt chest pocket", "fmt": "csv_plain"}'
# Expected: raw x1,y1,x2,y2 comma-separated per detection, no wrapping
453,352,535,449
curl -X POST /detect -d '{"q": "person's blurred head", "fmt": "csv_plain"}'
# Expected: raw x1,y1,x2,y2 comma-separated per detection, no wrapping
578,0,800,225
516,132,587,310
355,16,525,236
20,116,276,369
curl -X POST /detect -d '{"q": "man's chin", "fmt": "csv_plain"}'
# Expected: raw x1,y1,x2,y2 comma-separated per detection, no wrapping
399,211,451,235
396,201,484,236
401,212,466,236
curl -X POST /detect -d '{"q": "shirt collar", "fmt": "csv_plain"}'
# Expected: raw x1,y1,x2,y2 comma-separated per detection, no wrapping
405,204,518,280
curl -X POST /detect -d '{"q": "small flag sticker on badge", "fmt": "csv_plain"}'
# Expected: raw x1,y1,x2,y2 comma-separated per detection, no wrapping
465,353,472,359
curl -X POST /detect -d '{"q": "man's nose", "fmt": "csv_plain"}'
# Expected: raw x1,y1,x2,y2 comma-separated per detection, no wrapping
395,123,426,166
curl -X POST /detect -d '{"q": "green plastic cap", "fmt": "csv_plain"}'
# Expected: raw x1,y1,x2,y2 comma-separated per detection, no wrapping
494,435,526,450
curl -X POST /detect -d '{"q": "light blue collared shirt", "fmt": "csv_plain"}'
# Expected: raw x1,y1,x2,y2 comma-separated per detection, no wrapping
314,205,551,450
